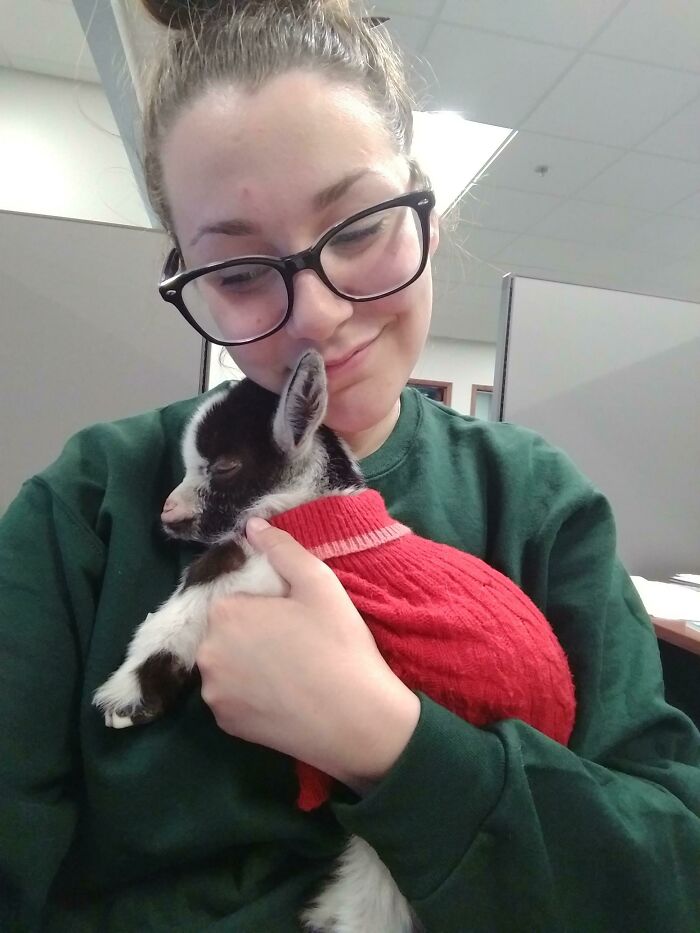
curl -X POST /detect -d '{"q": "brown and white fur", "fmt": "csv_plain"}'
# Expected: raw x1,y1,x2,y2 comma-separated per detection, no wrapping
93,350,423,933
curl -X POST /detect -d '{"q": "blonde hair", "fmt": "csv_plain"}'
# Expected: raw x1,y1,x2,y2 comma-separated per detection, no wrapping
137,0,425,245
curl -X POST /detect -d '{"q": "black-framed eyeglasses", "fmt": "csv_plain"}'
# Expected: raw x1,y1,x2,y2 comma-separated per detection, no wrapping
159,189,436,346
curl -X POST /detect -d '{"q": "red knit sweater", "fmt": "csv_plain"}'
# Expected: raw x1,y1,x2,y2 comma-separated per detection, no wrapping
270,490,576,811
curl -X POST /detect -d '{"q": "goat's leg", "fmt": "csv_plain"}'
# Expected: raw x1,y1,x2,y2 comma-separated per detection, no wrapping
93,583,210,728
93,547,287,728
301,835,422,933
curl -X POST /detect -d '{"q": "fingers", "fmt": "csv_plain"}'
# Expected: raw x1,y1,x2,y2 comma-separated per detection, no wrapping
245,517,333,592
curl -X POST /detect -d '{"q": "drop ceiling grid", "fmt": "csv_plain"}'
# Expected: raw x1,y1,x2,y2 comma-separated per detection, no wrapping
407,0,700,328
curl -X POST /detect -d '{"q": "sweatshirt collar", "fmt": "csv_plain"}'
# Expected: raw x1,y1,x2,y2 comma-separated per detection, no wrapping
359,386,422,482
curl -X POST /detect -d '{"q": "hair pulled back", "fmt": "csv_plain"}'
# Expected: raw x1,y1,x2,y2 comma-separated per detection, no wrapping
137,0,421,242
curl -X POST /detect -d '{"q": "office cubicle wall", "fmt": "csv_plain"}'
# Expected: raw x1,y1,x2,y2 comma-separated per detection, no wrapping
1,210,205,513
494,275,700,580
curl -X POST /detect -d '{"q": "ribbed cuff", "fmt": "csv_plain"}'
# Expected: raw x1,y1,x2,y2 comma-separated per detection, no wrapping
330,693,506,902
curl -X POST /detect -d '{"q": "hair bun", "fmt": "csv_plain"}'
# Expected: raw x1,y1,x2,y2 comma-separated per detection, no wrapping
139,1,228,29
139,0,353,30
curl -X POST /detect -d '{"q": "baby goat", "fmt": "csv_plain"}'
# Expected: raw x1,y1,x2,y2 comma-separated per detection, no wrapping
94,350,575,933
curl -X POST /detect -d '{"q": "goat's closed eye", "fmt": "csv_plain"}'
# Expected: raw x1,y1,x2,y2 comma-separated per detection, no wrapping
211,458,241,476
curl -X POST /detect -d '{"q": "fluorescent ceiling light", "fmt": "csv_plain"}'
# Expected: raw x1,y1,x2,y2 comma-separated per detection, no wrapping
411,111,516,217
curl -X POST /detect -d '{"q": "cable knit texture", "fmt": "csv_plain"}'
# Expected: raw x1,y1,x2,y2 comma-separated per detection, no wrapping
270,489,576,811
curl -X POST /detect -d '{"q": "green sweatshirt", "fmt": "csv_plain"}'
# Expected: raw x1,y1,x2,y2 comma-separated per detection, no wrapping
1,386,698,932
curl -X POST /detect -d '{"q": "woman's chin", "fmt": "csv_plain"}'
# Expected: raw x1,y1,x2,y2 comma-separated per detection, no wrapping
324,380,401,451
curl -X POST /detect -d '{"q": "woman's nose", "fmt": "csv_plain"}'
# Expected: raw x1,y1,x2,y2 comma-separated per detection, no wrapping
285,269,354,342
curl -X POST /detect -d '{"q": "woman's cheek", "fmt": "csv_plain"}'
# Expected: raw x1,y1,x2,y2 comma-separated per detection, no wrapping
225,339,289,394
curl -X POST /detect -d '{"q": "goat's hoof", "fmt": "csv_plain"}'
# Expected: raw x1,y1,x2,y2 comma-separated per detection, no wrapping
94,667,147,729
104,703,160,729
105,710,135,729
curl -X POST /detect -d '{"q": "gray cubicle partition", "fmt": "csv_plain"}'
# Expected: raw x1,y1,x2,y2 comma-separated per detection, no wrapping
1,210,205,513
494,274,700,580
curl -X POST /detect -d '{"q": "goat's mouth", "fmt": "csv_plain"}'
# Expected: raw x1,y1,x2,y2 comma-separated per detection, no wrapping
161,517,198,541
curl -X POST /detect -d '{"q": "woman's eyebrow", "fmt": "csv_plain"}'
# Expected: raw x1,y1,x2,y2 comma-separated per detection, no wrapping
189,169,377,248
189,217,257,248
312,168,374,210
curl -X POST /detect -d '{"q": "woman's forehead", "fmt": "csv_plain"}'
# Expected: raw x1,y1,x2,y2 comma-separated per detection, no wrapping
162,72,406,243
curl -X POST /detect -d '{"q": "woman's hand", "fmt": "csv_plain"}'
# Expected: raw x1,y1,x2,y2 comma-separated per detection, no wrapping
196,517,421,793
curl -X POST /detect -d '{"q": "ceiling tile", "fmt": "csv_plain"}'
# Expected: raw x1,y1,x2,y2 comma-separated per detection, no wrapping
619,213,700,258
637,95,700,161
461,184,562,233
431,287,501,343
496,237,697,299
653,258,700,298
494,233,597,270
532,199,655,246
667,188,700,219
524,53,700,147
444,224,520,262
386,14,434,55
592,0,700,73
432,237,476,282
422,25,576,124
434,283,499,311
477,130,624,197
441,0,624,49
377,0,443,18
496,261,566,280
439,260,504,288
575,151,700,211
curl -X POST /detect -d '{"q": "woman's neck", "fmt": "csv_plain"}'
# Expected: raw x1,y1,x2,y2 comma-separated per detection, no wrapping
341,400,401,461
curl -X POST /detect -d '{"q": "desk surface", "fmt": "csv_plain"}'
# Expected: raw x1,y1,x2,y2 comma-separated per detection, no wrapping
652,616,700,657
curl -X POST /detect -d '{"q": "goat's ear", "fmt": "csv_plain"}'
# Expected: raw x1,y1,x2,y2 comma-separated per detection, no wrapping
273,350,327,457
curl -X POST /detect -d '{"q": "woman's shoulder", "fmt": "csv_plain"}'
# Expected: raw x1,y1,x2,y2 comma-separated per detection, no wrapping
411,390,602,512
32,383,232,530
418,391,581,471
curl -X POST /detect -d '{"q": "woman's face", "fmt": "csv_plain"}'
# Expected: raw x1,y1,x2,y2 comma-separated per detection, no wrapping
161,70,438,446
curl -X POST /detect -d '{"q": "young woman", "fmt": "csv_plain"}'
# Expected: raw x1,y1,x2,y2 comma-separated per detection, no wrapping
1,1,698,930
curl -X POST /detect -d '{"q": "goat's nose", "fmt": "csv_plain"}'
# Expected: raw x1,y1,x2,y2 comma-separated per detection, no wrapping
161,497,195,524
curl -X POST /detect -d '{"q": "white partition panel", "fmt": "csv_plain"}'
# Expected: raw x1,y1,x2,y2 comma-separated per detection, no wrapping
494,275,700,580
1,210,205,512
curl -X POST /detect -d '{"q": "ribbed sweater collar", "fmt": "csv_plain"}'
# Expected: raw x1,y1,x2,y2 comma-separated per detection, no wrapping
269,489,411,560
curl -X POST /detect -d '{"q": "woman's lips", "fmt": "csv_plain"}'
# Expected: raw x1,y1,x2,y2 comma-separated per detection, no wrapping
323,337,377,378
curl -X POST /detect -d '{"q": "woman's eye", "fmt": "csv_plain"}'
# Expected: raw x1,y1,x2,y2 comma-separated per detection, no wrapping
331,219,385,248
218,267,272,291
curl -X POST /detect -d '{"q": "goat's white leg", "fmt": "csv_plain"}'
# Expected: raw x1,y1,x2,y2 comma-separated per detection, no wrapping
93,583,210,728
301,835,419,933
93,548,288,729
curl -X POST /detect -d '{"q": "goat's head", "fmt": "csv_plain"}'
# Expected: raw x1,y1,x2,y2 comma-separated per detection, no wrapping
161,349,363,545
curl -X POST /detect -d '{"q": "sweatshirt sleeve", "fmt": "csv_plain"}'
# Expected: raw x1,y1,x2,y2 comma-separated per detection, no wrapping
332,450,700,931
0,478,105,931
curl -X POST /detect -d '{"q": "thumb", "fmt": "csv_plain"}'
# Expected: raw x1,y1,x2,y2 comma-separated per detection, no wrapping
245,516,329,592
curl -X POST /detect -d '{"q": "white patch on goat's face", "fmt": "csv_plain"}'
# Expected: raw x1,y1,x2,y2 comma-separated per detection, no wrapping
162,388,229,537
183,388,229,476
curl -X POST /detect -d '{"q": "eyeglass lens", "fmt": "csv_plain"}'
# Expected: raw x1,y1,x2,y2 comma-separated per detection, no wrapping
180,203,424,343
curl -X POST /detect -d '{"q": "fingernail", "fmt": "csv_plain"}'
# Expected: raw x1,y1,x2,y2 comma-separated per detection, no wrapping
247,516,270,535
